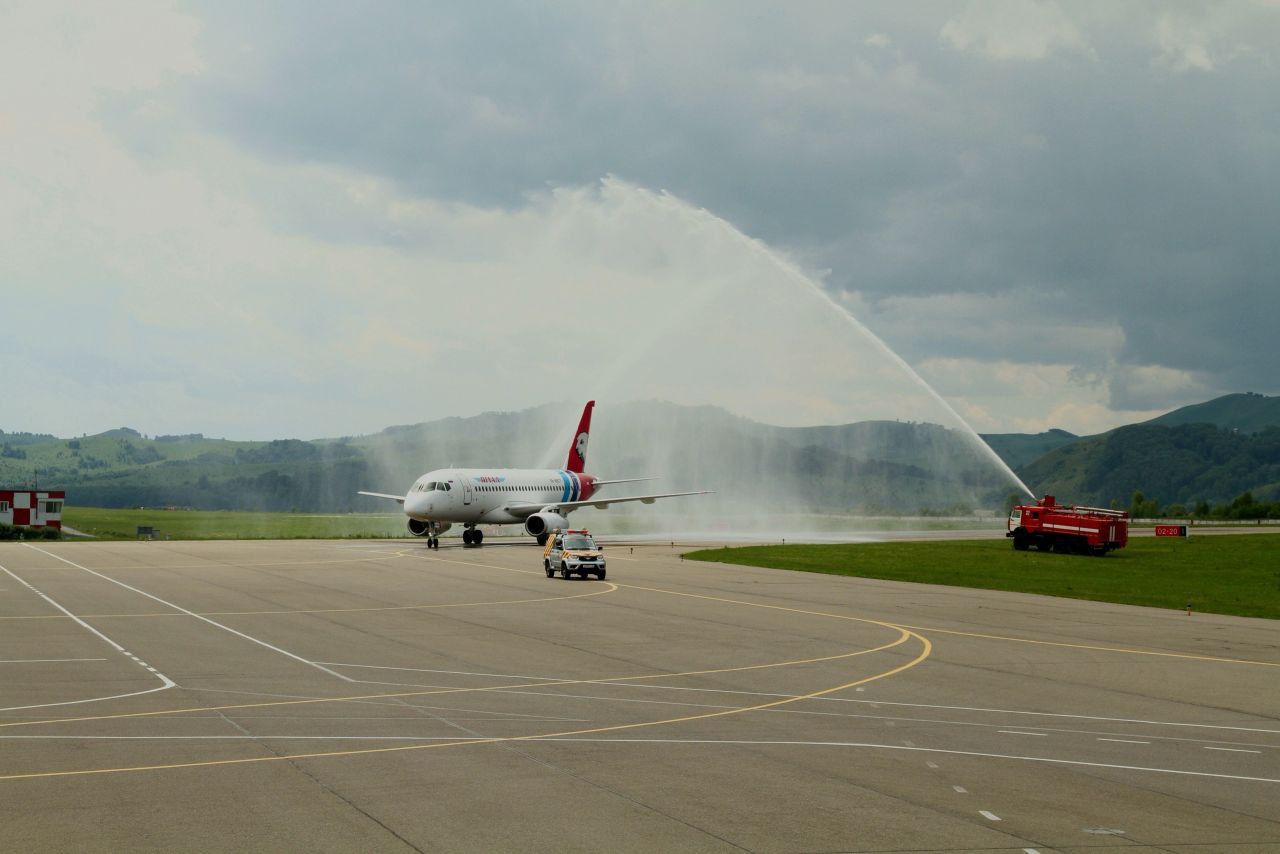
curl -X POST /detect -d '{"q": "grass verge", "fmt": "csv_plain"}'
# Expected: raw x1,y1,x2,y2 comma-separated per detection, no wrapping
61,507,410,541
686,535,1280,620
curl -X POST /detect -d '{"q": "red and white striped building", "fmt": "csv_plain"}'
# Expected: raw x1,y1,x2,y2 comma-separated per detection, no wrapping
0,490,64,529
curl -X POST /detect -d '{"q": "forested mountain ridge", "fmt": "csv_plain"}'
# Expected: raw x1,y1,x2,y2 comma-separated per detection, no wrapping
0,402,1012,514
1018,422,1280,508
5,392,1278,513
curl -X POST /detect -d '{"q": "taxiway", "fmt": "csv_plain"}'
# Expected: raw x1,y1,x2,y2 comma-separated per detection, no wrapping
1,539,1277,852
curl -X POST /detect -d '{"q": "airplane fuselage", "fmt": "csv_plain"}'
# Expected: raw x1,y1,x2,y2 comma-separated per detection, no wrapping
360,400,708,546
404,468,599,526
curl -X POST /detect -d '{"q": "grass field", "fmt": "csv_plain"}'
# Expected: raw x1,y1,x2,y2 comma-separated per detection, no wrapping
687,535,1280,620
61,507,410,541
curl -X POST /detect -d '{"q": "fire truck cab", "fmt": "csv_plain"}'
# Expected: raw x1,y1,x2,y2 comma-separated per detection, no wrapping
1007,495,1128,556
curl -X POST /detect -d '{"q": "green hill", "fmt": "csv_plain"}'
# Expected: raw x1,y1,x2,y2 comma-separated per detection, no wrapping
1019,423,1280,508
979,429,1078,469
11,394,1280,517
1144,392,1280,434
0,402,1017,515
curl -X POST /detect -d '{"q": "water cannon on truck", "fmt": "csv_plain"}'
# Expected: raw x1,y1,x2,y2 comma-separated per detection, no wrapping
1007,495,1128,556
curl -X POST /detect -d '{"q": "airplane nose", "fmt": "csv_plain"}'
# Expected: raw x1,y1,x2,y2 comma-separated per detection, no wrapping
404,494,428,516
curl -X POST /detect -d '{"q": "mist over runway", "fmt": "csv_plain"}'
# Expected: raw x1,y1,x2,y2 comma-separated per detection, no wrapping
2,539,1276,851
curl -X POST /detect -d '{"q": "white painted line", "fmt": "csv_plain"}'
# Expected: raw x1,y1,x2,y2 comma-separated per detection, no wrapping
999,730,1047,737
926,761,939,769
541,738,1280,784
979,810,1001,821
1205,746,1262,754
0,659,108,664
24,545,350,683
0,559,175,711
953,785,967,793
0,735,488,741
1024,849,1040,853
0,561,126,653
815,694,1280,736
324,662,1280,737
317,661,565,681
1098,738,1150,744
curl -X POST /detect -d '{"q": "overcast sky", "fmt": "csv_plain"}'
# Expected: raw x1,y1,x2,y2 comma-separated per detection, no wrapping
3,1,1277,440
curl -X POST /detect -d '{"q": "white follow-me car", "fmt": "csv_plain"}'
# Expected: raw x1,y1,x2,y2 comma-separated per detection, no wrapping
542,529,606,580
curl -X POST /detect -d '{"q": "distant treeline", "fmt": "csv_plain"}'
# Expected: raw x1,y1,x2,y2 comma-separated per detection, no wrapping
1128,490,1280,521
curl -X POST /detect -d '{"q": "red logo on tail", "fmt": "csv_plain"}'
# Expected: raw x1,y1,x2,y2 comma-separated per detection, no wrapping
565,400,594,473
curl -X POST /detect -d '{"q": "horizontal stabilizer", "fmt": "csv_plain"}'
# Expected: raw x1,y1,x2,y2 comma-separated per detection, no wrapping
592,477,658,487
358,490,405,504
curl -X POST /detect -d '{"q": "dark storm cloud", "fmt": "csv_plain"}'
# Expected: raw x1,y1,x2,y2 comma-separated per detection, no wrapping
183,1,1280,408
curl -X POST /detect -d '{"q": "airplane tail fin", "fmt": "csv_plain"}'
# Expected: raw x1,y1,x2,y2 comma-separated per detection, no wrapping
565,400,595,473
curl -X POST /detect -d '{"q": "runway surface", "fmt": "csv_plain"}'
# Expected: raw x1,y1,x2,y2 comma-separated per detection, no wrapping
1,539,1277,853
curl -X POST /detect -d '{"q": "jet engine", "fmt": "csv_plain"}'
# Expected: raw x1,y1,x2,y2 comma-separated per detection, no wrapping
408,519,451,537
523,511,570,538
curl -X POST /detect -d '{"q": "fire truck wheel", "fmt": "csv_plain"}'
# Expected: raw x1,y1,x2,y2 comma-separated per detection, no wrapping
1012,532,1029,551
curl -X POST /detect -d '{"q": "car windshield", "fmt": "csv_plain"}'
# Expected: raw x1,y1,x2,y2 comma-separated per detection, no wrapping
563,536,594,550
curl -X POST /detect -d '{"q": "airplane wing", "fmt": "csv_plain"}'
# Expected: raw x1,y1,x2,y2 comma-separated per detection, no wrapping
358,491,405,504
507,490,712,516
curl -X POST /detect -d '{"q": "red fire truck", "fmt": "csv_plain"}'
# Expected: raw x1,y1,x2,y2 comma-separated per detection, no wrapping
1006,495,1128,555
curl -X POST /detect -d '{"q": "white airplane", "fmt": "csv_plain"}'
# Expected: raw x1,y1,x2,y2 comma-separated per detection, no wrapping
358,401,708,548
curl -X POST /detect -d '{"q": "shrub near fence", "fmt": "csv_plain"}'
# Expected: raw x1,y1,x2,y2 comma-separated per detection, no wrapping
0,524,62,541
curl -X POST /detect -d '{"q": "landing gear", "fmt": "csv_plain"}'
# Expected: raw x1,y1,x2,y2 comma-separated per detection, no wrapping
427,537,439,549
536,533,549,546
462,527,484,547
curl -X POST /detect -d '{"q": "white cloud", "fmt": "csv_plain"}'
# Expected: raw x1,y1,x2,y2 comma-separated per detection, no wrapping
0,19,993,443
1154,14,1215,72
941,0,1090,61
3,2,1277,444
914,358,1168,435
1107,363,1215,412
